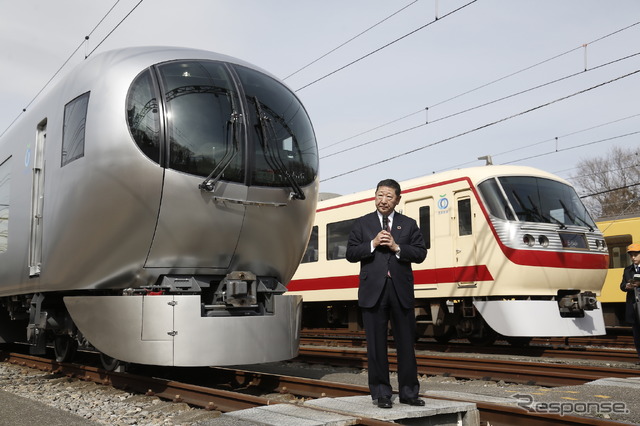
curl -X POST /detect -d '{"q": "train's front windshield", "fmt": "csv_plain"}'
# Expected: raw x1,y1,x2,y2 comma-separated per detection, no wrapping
127,60,318,190
478,176,597,228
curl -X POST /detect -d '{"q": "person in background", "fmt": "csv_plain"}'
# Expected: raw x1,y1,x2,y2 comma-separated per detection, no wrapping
620,243,640,363
346,178,427,409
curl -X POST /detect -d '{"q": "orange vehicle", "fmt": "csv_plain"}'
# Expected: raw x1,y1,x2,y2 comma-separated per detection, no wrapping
596,215,640,327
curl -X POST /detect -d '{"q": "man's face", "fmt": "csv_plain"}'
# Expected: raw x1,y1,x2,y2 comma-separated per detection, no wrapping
630,252,640,265
375,186,400,217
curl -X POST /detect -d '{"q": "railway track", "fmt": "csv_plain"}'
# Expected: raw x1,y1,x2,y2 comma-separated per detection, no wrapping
301,336,640,364
297,346,639,387
0,350,631,425
300,328,639,364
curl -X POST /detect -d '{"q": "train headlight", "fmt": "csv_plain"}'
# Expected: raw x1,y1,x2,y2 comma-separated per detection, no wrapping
538,235,549,247
523,234,535,247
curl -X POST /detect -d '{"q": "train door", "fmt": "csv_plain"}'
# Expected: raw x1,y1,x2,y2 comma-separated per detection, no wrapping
453,190,477,287
404,197,436,289
28,119,47,276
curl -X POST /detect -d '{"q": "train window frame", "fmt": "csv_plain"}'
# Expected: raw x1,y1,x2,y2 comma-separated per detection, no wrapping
458,198,472,236
0,156,10,253
126,69,161,163
418,206,431,249
301,225,318,263
61,91,90,167
327,218,356,261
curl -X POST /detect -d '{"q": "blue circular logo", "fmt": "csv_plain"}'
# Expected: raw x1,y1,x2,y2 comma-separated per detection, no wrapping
438,197,449,210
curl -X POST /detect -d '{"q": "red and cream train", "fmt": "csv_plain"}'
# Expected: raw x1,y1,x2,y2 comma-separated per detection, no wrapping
289,165,609,344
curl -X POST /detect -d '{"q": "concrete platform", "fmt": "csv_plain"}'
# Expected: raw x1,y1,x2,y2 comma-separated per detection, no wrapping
217,396,479,426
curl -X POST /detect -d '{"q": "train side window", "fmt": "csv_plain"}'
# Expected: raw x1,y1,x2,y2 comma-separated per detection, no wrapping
126,69,161,163
0,156,10,253
418,206,431,249
606,234,632,269
327,219,356,260
301,226,318,263
458,198,472,236
61,92,90,166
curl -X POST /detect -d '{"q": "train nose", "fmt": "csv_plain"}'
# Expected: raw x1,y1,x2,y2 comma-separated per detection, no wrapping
144,172,245,269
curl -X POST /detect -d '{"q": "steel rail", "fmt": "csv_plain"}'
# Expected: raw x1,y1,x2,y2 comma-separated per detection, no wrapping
300,336,640,363
297,347,639,387
0,351,626,425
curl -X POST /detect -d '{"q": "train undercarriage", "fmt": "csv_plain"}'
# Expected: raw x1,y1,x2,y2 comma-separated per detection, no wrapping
302,291,603,346
0,272,301,370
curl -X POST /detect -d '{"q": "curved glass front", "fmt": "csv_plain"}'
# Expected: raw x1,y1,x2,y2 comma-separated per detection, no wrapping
478,176,597,228
126,59,318,189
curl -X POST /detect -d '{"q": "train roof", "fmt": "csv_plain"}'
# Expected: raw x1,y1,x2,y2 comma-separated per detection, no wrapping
0,46,285,143
317,165,568,209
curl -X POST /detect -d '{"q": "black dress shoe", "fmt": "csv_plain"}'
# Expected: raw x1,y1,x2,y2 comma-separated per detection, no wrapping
399,397,425,406
377,396,393,408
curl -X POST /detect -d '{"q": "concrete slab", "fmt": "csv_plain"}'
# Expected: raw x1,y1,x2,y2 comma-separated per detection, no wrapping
585,377,640,389
305,395,479,425
223,403,357,426
424,390,522,406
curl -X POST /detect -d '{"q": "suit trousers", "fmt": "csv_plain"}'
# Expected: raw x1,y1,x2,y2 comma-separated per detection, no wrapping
361,277,420,400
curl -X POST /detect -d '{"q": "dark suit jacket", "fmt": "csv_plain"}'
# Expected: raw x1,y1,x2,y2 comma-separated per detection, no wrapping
621,264,640,324
346,211,427,309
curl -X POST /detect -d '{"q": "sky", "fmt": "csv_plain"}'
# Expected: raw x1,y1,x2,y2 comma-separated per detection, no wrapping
1,0,639,197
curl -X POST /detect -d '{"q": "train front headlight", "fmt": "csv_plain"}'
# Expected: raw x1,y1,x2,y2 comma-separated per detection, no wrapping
523,234,535,247
538,235,549,247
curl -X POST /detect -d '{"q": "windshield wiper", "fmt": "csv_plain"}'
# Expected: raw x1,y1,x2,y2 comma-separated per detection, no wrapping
254,96,305,200
526,195,567,229
199,111,239,192
558,199,594,231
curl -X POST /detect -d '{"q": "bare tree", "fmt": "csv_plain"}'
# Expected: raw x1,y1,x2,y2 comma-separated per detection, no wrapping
570,146,640,219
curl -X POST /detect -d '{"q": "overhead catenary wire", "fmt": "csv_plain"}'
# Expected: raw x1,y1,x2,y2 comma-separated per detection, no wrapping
321,51,640,160
442,113,640,173
503,131,640,165
295,0,478,92
0,0,143,139
283,0,419,81
320,20,640,153
320,68,640,183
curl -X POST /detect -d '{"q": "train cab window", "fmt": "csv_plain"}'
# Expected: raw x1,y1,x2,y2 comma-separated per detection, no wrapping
327,219,356,260
126,70,160,163
0,157,10,253
418,206,431,249
234,65,318,188
61,92,89,166
157,61,244,183
301,226,318,263
606,235,633,269
477,178,516,220
497,176,597,228
458,199,472,236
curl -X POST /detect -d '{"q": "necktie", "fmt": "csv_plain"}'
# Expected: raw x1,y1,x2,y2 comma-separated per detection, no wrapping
382,216,391,277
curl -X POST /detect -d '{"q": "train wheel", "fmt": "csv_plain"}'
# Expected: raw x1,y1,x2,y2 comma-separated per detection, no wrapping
100,352,125,372
53,335,78,363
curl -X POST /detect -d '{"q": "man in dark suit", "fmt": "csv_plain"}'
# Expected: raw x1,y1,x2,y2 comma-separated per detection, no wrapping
346,179,427,409
620,243,640,363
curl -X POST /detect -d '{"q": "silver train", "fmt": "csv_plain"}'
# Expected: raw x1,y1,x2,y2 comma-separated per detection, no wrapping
0,46,319,368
